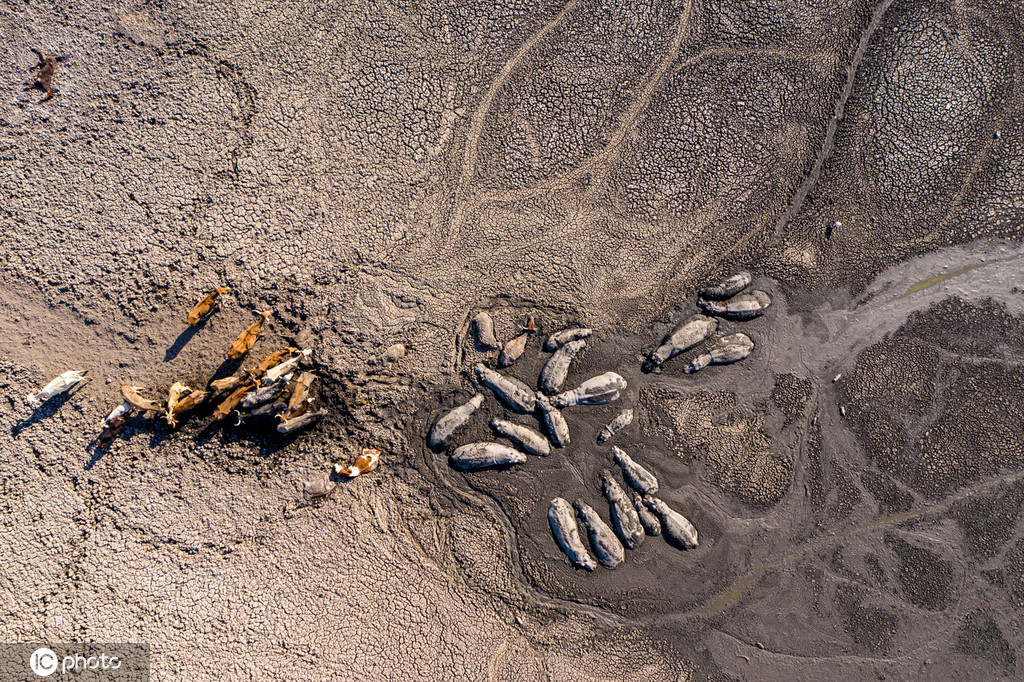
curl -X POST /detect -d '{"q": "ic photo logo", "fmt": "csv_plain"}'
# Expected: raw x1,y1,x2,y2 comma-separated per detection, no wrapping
29,648,57,676
29,646,123,677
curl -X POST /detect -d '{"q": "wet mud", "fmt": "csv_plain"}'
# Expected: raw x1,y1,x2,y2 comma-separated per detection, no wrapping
414,240,1024,674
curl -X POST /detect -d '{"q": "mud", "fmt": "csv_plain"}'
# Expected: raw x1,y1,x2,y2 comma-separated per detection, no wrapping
5,0,1024,676
417,241,1024,677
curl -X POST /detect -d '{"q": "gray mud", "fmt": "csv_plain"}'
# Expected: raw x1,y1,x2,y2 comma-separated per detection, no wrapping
418,240,1024,677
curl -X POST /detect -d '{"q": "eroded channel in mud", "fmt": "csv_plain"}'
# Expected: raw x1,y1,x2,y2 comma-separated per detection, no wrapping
415,239,1024,633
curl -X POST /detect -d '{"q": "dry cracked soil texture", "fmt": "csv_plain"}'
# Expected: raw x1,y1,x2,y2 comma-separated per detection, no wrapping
2,0,1024,679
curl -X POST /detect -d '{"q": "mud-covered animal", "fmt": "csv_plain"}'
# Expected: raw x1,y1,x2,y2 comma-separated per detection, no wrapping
642,314,718,372
292,328,315,350
600,471,645,549
612,446,659,495
538,339,585,394
548,498,596,571
575,500,625,568
372,343,406,367
697,290,772,320
633,492,661,536
535,393,570,447
642,496,699,549
554,371,626,407
490,418,550,456
303,475,337,500
686,333,754,373
699,271,751,300
428,394,484,448
544,327,592,351
471,312,500,350
597,409,633,444
449,442,527,471
474,364,535,413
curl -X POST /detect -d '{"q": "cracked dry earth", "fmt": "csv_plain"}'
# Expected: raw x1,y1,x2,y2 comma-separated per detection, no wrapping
2,0,1024,679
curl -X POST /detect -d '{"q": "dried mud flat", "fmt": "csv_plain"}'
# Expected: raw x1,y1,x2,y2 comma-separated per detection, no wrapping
3,0,1024,680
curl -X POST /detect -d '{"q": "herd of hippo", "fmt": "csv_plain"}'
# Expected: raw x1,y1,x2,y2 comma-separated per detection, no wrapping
428,272,771,571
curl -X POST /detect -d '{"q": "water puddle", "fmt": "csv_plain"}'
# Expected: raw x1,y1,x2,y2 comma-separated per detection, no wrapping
897,263,985,299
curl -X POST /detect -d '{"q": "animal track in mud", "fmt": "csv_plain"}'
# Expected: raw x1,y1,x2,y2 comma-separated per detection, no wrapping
426,272,770,577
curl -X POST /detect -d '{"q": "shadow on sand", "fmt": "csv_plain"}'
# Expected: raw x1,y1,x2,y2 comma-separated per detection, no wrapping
11,387,84,437
164,322,205,362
